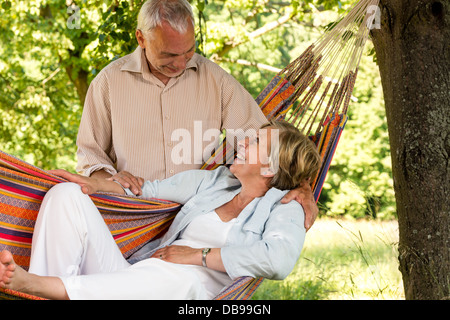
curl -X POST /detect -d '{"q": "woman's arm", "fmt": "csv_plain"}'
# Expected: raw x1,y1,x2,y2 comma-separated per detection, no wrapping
136,167,228,204
49,169,125,195
150,245,226,273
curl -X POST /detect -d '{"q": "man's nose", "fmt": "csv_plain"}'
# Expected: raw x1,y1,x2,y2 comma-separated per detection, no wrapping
173,55,188,70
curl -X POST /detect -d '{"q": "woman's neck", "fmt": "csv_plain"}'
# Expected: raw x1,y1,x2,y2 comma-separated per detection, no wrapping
237,181,270,206
215,180,270,222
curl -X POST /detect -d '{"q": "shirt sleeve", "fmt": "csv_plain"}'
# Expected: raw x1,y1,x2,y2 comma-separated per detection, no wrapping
221,201,306,280
220,73,268,135
76,71,117,176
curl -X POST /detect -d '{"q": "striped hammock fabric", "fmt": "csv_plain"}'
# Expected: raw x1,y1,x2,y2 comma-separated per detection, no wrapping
0,150,261,300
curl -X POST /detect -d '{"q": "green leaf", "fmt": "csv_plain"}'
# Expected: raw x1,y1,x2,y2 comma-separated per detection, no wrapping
1,1,11,10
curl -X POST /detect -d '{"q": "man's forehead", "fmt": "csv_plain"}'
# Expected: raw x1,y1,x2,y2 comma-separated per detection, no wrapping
159,43,195,57
152,25,195,55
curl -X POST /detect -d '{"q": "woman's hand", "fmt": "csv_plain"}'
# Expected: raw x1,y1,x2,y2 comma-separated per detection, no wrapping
151,245,202,266
49,169,124,195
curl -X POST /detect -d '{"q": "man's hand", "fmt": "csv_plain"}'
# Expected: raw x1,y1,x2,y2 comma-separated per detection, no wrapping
110,171,145,196
281,180,318,231
49,169,125,195
49,169,104,195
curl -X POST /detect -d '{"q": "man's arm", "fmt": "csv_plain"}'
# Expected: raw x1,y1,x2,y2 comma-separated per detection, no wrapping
76,72,117,178
91,169,144,196
49,169,125,195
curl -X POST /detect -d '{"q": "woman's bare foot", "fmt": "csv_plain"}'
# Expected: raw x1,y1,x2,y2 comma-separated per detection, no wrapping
0,250,30,292
0,250,68,299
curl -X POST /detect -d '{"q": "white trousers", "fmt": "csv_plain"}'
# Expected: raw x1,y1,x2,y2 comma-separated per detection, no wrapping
29,183,206,300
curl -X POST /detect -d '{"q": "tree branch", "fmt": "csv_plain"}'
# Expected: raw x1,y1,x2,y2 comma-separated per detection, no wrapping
215,12,294,58
214,57,282,73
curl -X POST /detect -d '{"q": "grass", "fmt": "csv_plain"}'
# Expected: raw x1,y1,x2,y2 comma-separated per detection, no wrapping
252,218,404,300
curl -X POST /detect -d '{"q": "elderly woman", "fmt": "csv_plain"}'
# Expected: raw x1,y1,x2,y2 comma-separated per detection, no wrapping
0,121,321,300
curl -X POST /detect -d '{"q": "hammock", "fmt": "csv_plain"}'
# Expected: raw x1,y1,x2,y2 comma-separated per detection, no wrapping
0,0,378,300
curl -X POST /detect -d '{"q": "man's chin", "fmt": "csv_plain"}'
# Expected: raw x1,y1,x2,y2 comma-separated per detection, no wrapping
160,68,184,78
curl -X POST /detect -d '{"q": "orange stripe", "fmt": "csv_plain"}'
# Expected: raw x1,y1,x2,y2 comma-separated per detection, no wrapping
0,202,38,220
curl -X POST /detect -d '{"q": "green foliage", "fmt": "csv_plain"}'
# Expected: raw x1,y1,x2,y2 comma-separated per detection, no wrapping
0,0,82,169
0,0,396,219
90,1,140,75
319,53,396,220
0,0,139,169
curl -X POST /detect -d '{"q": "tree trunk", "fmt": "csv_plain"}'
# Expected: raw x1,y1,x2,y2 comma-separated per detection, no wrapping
371,0,450,299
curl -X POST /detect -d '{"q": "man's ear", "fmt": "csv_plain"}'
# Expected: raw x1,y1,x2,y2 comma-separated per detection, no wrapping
136,29,146,48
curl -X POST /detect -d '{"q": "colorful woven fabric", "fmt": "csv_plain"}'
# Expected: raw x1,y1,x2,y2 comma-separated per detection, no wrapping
255,75,295,120
213,276,264,300
310,113,348,201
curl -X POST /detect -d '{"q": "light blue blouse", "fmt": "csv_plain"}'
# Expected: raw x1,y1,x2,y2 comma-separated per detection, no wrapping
126,166,305,280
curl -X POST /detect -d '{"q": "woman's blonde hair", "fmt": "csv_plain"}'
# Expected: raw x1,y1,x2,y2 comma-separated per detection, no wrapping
261,120,321,190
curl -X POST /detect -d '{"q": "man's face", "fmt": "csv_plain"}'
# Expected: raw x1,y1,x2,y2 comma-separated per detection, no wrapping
136,19,196,80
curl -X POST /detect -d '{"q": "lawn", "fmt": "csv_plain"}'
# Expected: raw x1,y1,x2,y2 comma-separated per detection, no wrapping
252,218,404,300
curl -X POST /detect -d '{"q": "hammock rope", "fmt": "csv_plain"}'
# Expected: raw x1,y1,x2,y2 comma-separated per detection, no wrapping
0,0,379,300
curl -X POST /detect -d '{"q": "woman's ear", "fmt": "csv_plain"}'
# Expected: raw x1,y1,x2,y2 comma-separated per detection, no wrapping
260,168,275,178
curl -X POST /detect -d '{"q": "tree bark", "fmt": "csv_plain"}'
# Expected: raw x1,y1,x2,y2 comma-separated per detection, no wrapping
371,0,450,299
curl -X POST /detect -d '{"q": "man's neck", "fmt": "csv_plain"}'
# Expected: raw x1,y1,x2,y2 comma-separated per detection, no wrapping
147,63,171,85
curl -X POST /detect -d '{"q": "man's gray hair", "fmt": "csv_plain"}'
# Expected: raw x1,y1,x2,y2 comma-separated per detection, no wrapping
137,0,195,35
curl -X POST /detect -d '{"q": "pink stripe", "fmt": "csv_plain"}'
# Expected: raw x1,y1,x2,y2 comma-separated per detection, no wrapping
0,233,32,244
0,158,62,183
0,183,44,200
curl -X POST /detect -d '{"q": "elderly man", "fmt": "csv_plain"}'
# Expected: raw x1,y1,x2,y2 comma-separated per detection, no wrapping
76,0,318,229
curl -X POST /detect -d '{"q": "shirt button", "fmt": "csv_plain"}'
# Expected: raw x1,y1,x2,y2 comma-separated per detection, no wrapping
165,115,170,120
167,141,173,147
169,169,174,174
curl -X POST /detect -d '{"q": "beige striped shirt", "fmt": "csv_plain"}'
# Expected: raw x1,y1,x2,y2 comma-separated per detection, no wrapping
76,46,267,180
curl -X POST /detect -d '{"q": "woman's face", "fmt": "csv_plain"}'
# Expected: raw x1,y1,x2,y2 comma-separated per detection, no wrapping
230,127,275,180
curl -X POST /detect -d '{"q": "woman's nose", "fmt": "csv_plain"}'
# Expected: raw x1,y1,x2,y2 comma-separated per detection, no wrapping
238,138,249,149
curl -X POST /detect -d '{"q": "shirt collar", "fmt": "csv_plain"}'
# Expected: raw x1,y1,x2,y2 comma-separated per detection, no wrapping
120,46,199,75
